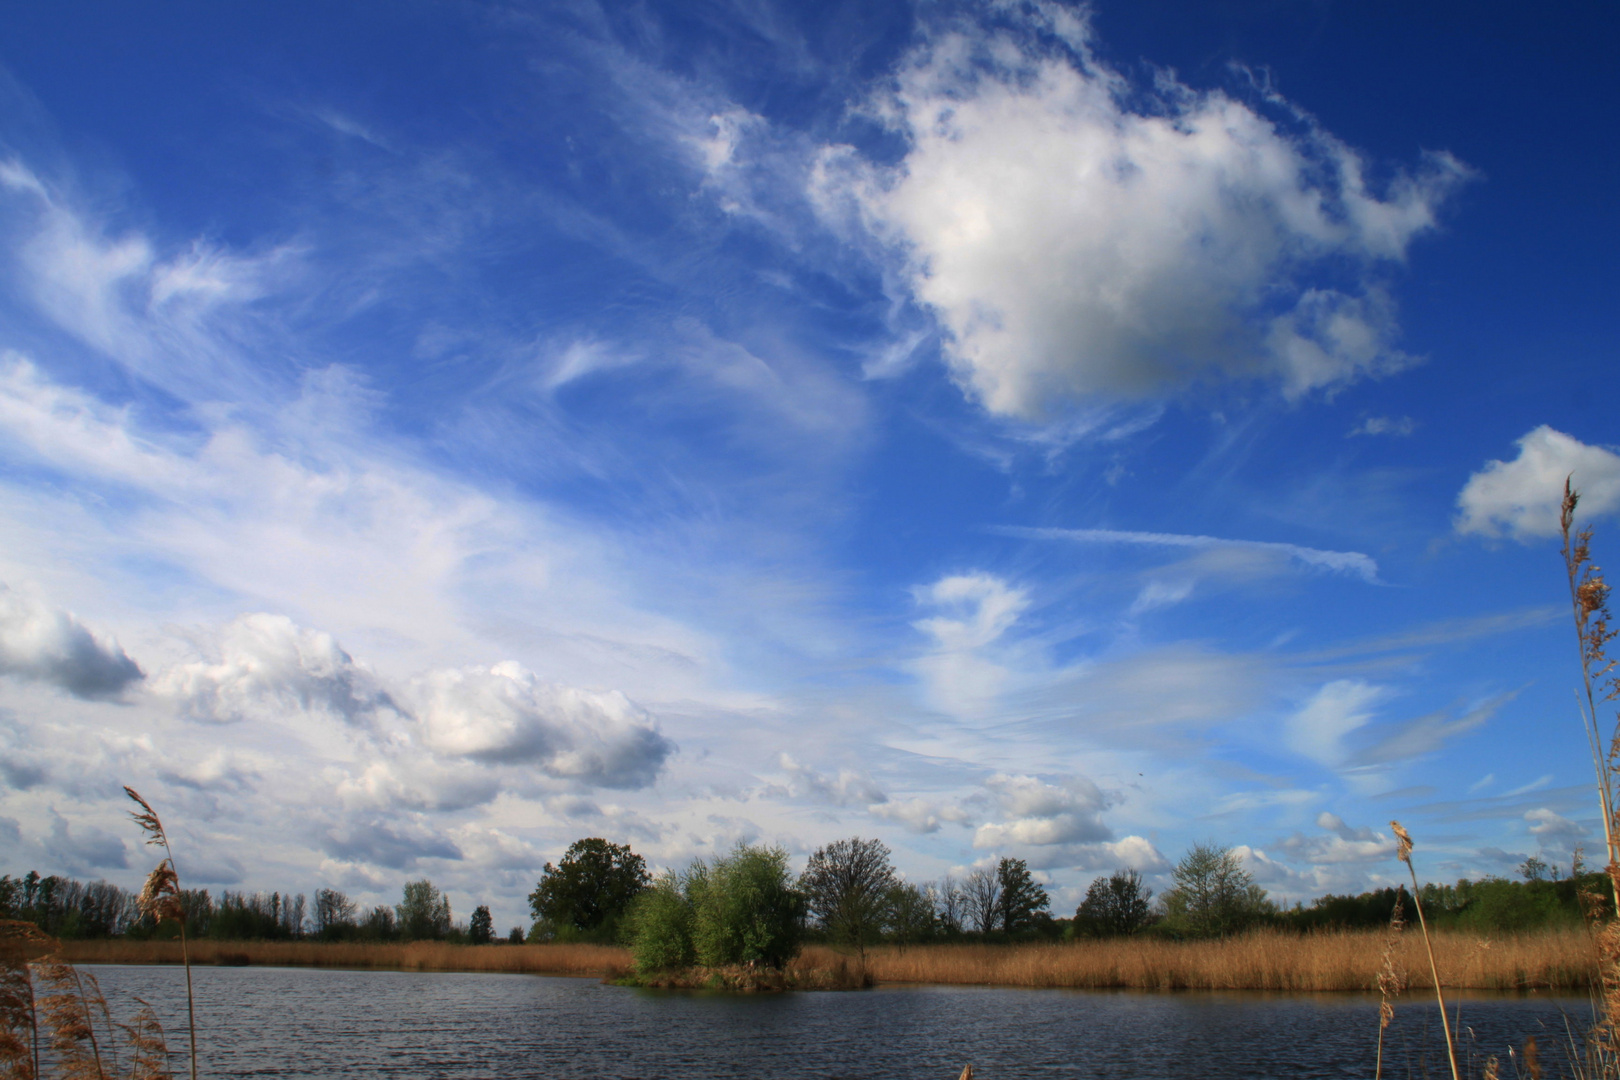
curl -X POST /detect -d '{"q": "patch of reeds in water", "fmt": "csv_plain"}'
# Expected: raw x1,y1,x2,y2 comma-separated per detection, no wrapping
58,939,634,980
61,930,1593,991
841,929,1593,992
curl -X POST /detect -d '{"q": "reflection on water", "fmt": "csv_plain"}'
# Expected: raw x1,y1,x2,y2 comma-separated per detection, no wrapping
88,964,1584,1079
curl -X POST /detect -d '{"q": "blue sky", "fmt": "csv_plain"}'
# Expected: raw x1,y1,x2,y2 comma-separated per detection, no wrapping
1,0,1617,929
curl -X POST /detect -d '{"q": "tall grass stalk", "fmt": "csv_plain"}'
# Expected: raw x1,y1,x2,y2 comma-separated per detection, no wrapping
1561,481,1620,912
1391,821,1459,1080
124,788,195,1080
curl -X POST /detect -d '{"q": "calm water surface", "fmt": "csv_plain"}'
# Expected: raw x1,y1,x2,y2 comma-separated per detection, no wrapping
87,964,1583,1079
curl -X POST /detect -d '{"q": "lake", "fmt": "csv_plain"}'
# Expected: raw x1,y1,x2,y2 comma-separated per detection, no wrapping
86,964,1583,1079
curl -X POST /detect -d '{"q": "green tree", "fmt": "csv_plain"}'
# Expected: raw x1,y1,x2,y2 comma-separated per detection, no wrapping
528,838,649,939
626,870,697,973
468,904,493,944
692,845,805,969
995,858,1050,934
884,881,937,947
1160,842,1273,936
396,879,452,940
799,837,896,962
1074,868,1153,937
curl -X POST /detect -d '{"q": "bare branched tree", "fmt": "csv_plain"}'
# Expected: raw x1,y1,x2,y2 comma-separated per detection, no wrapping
961,868,1000,935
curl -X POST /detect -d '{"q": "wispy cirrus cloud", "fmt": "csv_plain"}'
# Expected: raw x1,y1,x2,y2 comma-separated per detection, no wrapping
998,525,1380,583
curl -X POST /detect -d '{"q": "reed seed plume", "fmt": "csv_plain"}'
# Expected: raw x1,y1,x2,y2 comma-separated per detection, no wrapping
37,962,113,1080
1373,894,1407,1080
1391,821,1459,1080
117,1001,172,1080
122,788,195,1080
1,921,54,1080
1562,480,1620,910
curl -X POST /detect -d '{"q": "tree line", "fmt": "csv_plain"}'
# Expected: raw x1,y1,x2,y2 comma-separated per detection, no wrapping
0,871,518,944
4,835,1596,947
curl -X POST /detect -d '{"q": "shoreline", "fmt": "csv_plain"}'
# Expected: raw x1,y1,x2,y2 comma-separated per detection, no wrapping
58,928,1597,992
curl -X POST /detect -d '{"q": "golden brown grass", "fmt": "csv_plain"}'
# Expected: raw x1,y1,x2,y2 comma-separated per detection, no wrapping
828,928,1594,992
58,939,635,980
58,930,1595,991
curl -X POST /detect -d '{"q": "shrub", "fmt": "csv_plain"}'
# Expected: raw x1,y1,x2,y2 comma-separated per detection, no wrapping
691,845,805,969
627,872,696,973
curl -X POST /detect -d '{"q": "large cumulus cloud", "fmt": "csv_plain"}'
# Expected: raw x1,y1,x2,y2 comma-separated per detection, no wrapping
412,661,674,789
153,613,395,725
815,3,1467,419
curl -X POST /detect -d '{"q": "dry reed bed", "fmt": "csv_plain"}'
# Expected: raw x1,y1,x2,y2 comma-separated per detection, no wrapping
846,928,1595,992
60,929,1593,991
59,939,634,978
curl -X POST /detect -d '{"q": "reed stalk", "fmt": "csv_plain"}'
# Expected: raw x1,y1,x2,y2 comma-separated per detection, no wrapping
1390,821,1459,1080
125,788,195,1080
1561,480,1620,913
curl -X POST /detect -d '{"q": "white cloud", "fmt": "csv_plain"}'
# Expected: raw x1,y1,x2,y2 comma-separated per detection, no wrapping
154,613,393,726
1277,812,1396,863
1351,694,1507,767
1001,526,1380,583
870,796,972,834
1129,579,1194,616
972,773,1113,848
774,753,887,808
1456,426,1620,539
1286,680,1385,766
816,8,1466,419
0,583,143,700
1349,415,1416,438
910,572,1029,713
412,661,673,789
1525,807,1583,842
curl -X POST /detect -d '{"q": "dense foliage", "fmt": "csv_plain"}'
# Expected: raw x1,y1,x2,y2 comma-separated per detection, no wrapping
627,844,804,973
1073,869,1153,937
528,838,649,942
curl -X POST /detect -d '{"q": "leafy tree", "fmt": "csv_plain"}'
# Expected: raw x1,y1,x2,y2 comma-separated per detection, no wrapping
885,881,937,947
800,837,896,961
961,867,1000,934
507,925,525,944
627,871,698,973
995,858,1050,934
1160,842,1273,936
528,838,649,938
397,879,452,940
691,845,805,969
468,904,493,944
1519,855,1551,882
1074,869,1153,937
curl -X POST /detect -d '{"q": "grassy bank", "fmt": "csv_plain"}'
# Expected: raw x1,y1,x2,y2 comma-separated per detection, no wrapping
852,928,1594,992
64,928,1594,992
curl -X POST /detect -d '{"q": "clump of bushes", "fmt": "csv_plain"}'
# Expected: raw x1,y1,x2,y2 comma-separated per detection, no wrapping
625,844,804,977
